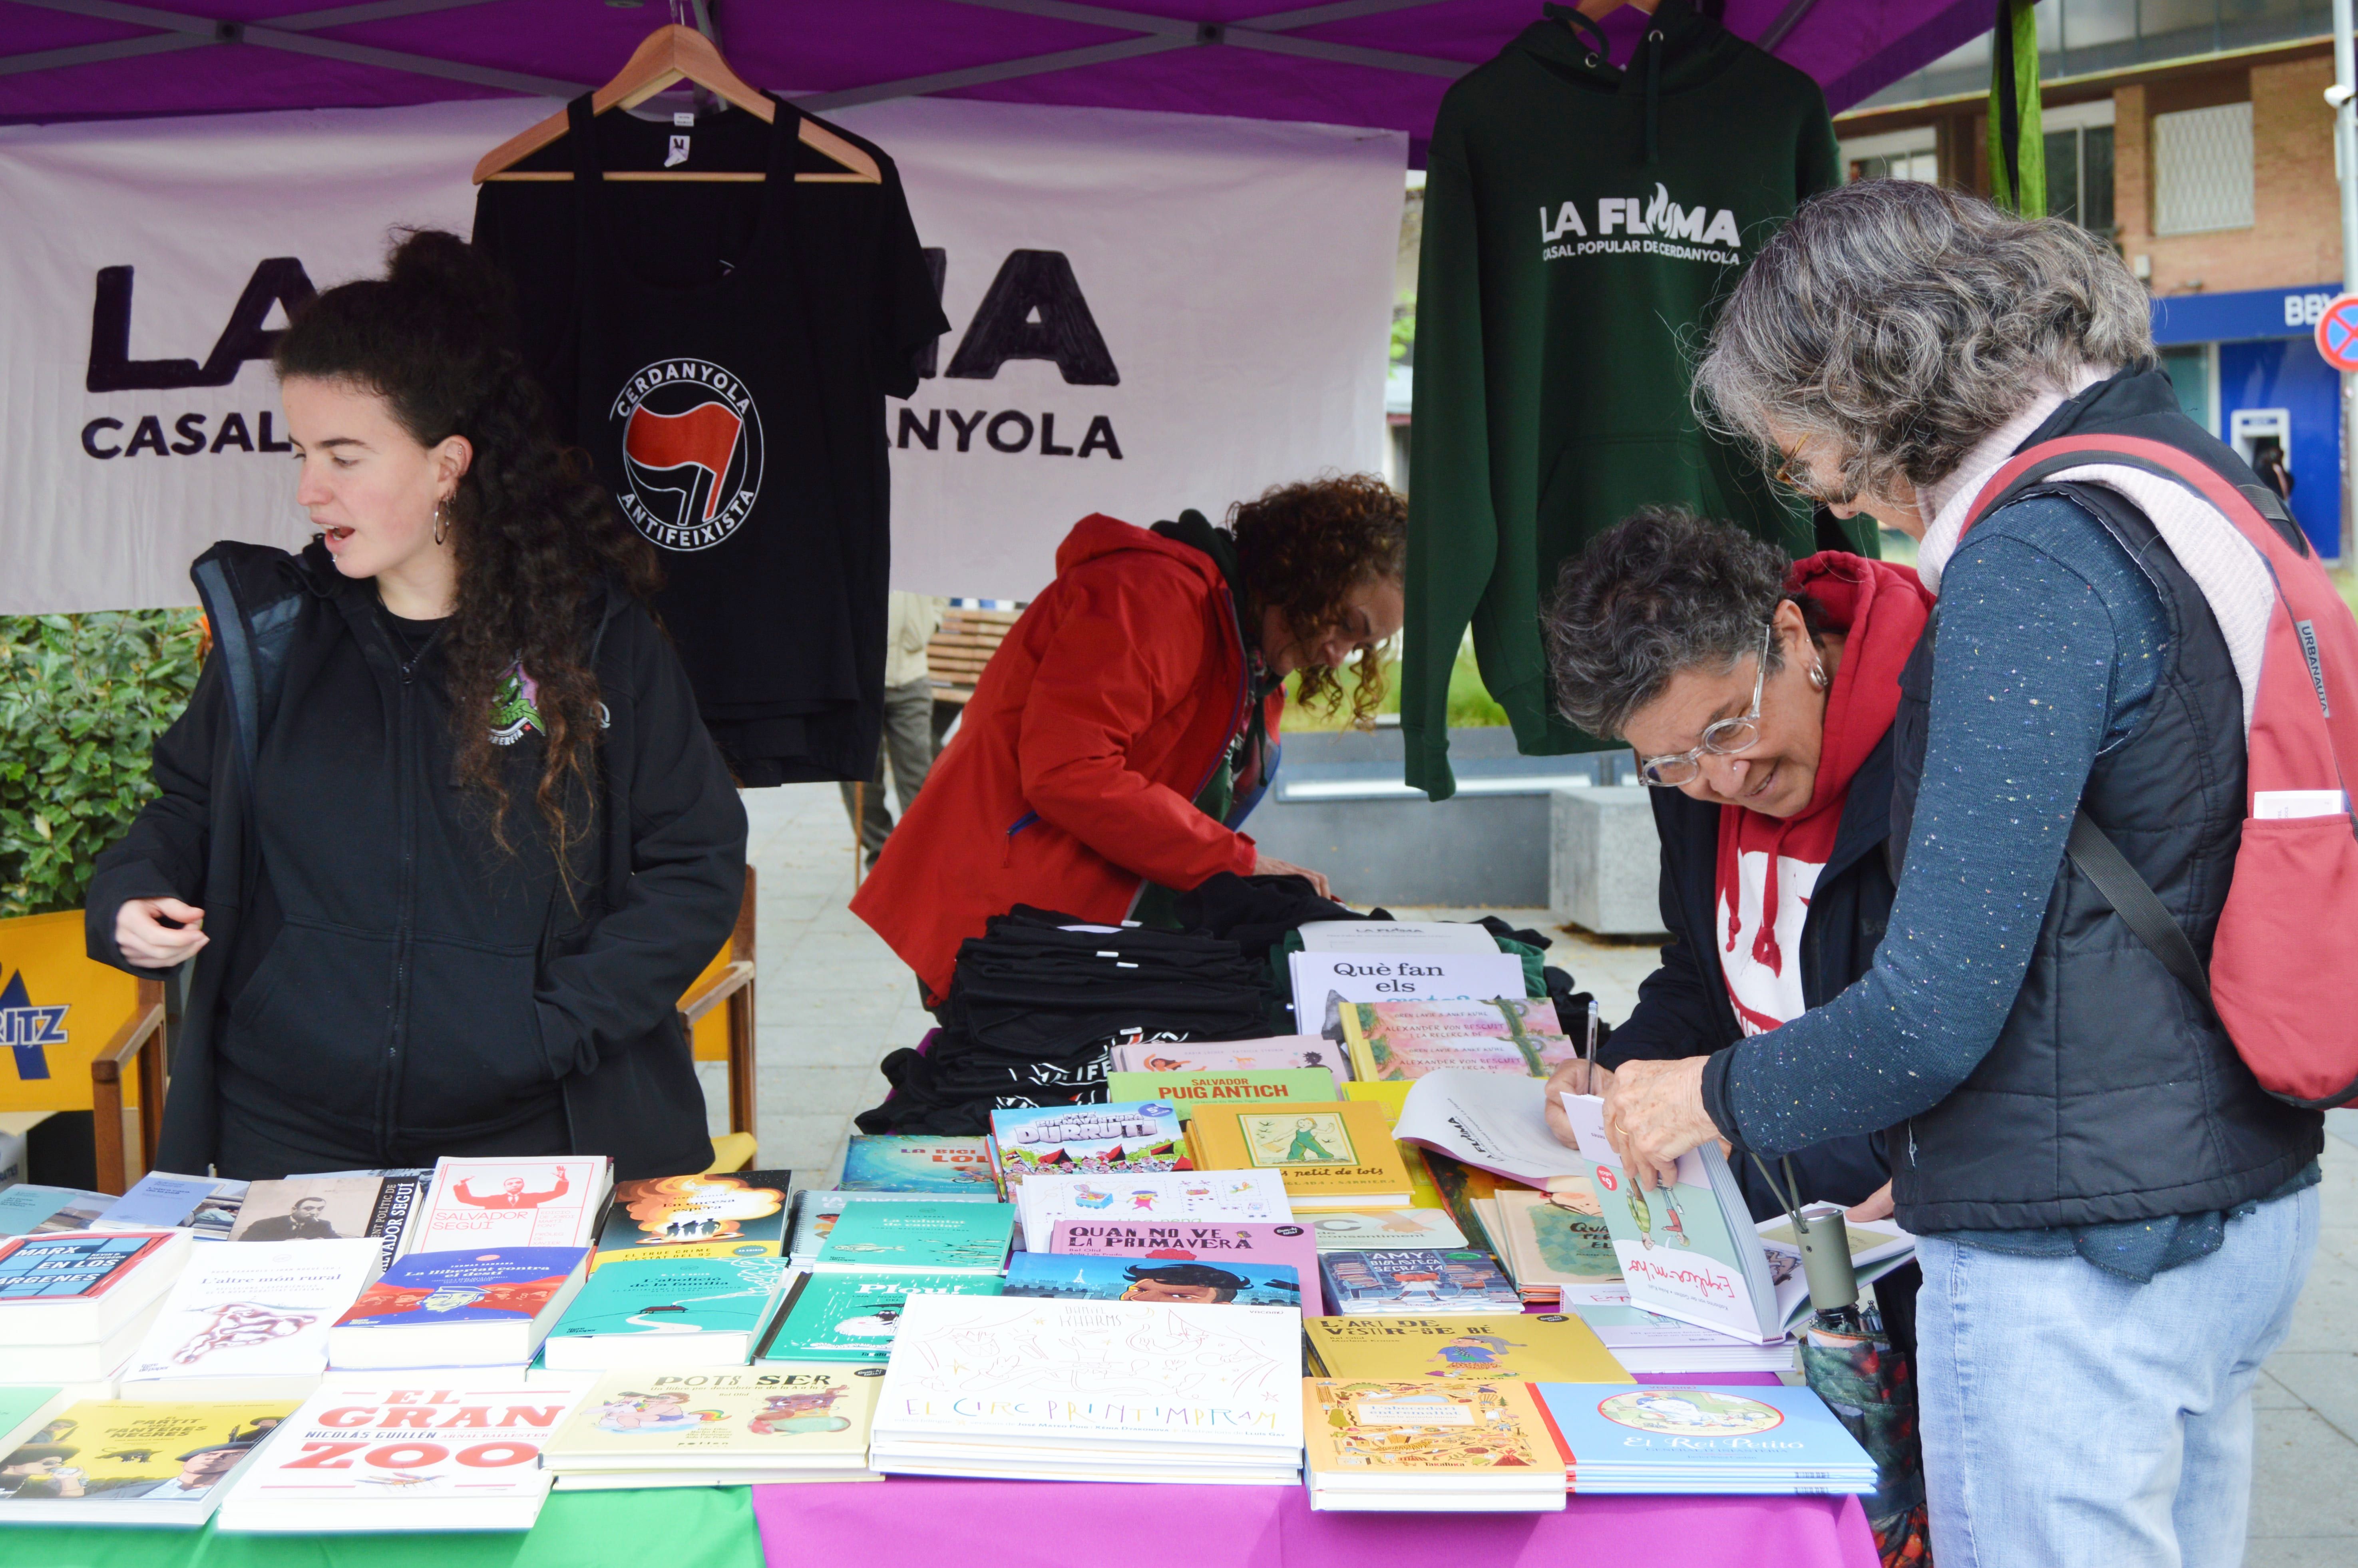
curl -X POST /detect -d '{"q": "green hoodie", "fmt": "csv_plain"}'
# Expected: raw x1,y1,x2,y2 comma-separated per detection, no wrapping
1403,1,1868,798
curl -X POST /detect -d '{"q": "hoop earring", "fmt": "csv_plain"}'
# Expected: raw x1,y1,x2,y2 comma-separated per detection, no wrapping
433,499,451,547
1809,657,1830,691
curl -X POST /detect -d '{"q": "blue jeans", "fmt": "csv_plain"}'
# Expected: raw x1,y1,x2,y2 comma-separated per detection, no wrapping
1917,1186,2319,1568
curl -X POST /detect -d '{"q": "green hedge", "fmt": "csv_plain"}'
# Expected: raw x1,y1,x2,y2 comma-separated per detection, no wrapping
0,611,204,918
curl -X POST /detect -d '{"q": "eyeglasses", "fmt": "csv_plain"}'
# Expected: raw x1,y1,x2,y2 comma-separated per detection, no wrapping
1636,623,1771,788
1772,449,1857,509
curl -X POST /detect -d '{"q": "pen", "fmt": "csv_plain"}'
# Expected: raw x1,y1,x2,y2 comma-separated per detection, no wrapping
1584,997,1599,1076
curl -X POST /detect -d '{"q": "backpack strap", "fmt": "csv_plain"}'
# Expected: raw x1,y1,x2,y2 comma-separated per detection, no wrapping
2064,812,2219,1023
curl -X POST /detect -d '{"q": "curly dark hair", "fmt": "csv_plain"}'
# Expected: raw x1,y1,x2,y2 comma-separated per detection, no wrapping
273,229,659,857
1230,474,1407,725
1543,507,1819,740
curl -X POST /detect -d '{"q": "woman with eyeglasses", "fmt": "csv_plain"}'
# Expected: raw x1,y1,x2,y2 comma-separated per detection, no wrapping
1538,508,1934,1264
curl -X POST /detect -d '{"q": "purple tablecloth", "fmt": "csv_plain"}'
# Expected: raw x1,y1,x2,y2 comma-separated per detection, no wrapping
750,1377,1878,1568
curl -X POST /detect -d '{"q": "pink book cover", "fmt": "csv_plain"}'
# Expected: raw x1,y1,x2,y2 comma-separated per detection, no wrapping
1047,1218,1326,1317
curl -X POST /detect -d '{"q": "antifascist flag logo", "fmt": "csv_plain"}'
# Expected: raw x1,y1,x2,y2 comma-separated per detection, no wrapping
607,358,765,552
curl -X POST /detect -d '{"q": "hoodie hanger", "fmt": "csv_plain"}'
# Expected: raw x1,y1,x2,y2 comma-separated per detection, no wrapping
1574,0,1658,16
474,25,880,186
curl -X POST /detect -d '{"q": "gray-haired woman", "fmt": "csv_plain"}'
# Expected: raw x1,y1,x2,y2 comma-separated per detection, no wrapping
1591,180,2322,1568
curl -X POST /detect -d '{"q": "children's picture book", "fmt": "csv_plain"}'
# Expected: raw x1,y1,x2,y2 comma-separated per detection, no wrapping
1289,952,1528,1031
1306,1208,1469,1252
838,1137,997,1194
216,1375,599,1531
1318,1249,1524,1316
1107,1037,1356,1081
808,1201,1015,1275
1295,921,1504,954
1103,1069,1340,1122
1491,1183,1623,1294
121,1238,383,1400
0,1185,111,1236
541,1256,794,1370
406,1157,611,1253
1046,1218,1323,1316
871,1295,1303,1482
1560,1093,1779,1343
0,1398,294,1527
1002,1251,1303,1307
987,1101,1190,1187
589,1170,790,1270
229,1174,426,1274
1303,1380,1567,1512
1013,1169,1293,1244
758,1272,1003,1362
542,1365,883,1486
94,1173,250,1240
1342,999,1574,1082
1186,1099,1414,1209
1530,1383,1877,1494
328,1247,590,1368
1303,1313,1629,1385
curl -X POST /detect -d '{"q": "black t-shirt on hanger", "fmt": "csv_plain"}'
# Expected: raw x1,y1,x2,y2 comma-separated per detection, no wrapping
472,98,948,786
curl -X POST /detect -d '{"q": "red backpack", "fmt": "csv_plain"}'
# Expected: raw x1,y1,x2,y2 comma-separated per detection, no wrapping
1963,435,2358,1109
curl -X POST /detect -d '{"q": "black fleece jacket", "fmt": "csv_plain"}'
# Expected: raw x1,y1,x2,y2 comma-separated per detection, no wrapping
88,541,746,1179
1600,731,1899,1220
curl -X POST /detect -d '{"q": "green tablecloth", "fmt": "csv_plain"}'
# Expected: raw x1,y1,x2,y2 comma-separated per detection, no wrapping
2,1483,765,1568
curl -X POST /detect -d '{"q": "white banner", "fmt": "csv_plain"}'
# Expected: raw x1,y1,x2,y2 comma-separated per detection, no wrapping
0,96,1399,613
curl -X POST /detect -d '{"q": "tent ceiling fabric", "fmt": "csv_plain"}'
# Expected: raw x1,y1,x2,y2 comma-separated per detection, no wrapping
0,0,1993,137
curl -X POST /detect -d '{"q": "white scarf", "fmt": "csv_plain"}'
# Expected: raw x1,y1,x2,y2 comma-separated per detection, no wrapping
1912,368,2272,734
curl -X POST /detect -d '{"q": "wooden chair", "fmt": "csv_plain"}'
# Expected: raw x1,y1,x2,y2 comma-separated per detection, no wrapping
679,868,758,1145
89,978,167,1196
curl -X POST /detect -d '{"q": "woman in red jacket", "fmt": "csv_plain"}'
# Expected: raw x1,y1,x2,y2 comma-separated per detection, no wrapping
854,476,1408,1003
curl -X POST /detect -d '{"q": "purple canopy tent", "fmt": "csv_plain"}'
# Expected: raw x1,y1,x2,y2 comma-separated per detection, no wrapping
1,0,1989,145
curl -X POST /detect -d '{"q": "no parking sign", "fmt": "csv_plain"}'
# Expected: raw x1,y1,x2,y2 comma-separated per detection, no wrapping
2315,293,2358,372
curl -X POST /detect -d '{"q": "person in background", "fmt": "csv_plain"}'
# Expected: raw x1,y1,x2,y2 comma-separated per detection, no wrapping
840,590,946,866
1538,510,1931,1309
853,476,1407,1005
1598,180,2321,1568
2251,438,2293,502
87,230,746,1182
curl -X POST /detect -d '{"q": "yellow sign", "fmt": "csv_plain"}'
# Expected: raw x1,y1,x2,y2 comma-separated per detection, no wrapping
0,909,142,1111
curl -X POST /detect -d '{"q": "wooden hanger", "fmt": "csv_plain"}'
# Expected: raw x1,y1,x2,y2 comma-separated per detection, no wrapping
474,25,880,186
1574,0,1658,17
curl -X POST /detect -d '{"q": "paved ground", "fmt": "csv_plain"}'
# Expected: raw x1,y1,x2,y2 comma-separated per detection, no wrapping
739,779,2357,1561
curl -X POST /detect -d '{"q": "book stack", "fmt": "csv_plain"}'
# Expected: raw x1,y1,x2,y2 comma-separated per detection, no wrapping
870,1294,1303,1483
762,1198,1016,1364
1047,1217,1324,1315
1318,1248,1523,1316
1287,947,1527,1039
217,1375,598,1531
0,1397,293,1527
1478,1180,1623,1305
328,1247,590,1369
1532,1383,1878,1495
120,1238,382,1401
1011,1168,1293,1245
1340,998,1576,1083
0,1229,193,1385
1106,1036,1356,1081
785,1188,1003,1268
1303,1379,1568,1512
1103,1067,1341,1120
1001,1250,1303,1307
541,1365,884,1489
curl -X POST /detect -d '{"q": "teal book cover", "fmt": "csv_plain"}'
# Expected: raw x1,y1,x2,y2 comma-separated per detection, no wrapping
547,1256,794,1344
838,1137,999,1194
810,1201,1015,1274
760,1272,1003,1362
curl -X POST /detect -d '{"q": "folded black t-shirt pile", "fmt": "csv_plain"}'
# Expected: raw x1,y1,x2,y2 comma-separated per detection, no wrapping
856,907,1273,1136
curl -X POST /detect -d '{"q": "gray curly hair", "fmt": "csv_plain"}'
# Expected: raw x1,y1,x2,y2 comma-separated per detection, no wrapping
1693,180,2153,503
1544,507,1801,741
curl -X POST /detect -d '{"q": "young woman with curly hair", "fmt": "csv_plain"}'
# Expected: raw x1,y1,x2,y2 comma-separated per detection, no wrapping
88,230,747,1180
852,476,1406,1003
